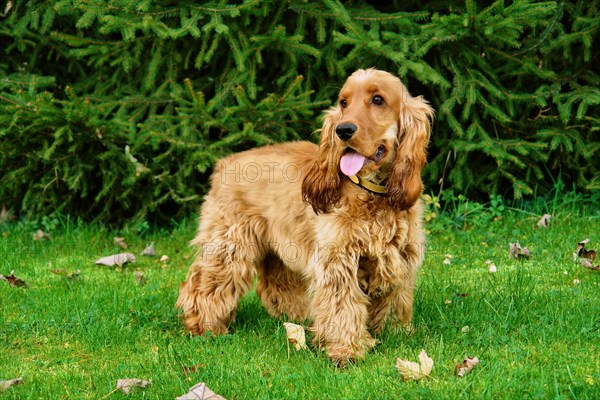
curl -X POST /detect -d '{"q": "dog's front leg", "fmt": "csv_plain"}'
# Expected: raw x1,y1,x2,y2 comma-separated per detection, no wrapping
309,251,377,364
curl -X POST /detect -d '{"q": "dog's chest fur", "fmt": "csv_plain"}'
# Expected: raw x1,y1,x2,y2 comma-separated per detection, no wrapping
312,198,418,295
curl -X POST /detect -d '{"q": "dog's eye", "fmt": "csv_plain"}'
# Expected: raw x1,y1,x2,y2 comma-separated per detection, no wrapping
340,99,347,108
372,95,384,105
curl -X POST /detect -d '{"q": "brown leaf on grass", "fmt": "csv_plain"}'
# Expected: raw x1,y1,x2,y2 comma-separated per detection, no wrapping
134,270,146,285
33,229,51,240
95,253,136,267
0,271,27,288
181,363,207,375
574,239,599,271
454,356,480,377
509,242,531,260
579,258,600,271
0,205,15,223
283,322,308,351
141,242,155,257
537,214,551,228
51,268,81,280
0,377,23,391
114,237,128,249
576,239,596,261
0,205,9,223
116,378,151,394
396,350,434,381
176,382,226,400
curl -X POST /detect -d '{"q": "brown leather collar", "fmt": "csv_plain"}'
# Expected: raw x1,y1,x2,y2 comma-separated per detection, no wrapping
348,175,387,196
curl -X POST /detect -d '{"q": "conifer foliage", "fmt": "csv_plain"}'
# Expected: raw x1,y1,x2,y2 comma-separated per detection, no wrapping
0,1,597,223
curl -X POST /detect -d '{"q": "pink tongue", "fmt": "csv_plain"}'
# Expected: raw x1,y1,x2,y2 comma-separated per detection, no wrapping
340,152,366,176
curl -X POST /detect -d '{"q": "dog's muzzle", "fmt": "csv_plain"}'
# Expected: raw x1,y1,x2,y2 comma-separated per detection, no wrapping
336,122,357,141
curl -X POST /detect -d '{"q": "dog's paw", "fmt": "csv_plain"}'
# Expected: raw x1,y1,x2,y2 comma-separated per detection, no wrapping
326,334,378,366
392,321,415,335
326,345,359,367
329,353,356,368
402,322,415,335
183,318,229,336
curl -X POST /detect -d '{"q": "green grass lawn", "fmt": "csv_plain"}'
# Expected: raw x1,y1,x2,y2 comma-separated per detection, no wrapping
1,203,599,399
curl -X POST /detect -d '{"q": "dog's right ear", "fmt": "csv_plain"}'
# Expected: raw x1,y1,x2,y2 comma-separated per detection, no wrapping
302,108,343,214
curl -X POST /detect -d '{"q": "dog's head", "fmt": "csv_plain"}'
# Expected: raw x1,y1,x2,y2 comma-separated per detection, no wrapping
302,69,435,214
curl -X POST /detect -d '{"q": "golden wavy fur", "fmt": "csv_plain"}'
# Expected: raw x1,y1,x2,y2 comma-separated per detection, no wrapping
176,69,434,363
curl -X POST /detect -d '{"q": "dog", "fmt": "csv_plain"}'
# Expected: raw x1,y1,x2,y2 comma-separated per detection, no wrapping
176,68,434,363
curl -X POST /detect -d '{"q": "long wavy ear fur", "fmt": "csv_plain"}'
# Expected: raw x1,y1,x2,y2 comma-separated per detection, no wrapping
387,95,434,210
302,109,343,214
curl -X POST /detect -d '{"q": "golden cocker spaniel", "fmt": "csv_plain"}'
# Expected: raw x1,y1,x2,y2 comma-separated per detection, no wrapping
177,68,434,363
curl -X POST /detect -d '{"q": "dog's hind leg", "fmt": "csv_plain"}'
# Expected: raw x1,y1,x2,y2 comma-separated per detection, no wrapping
176,215,264,335
256,253,310,321
367,291,396,334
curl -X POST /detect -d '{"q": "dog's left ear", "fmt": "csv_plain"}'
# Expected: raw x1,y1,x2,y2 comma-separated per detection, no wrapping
387,94,434,210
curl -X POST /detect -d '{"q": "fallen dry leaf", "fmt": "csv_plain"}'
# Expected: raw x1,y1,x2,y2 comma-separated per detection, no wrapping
181,363,207,375
51,268,81,280
396,349,433,381
95,253,136,267
576,239,596,261
0,377,23,391
0,271,27,288
116,378,151,394
114,237,128,249
579,258,600,271
485,260,497,273
454,356,480,377
33,229,50,240
141,242,155,257
176,382,226,400
509,242,531,260
283,322,308,351
537,214,551,228
0,205,15,223
134,270,146,285
574,239,599,271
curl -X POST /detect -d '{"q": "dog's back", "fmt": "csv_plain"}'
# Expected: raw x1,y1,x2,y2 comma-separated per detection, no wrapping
197,141,319,271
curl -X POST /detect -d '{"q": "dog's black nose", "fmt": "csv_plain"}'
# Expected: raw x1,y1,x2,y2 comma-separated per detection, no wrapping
336,122,357,140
